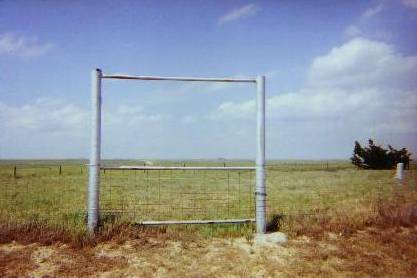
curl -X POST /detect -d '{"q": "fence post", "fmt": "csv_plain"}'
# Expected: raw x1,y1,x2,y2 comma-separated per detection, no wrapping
13,166,17,178
87,68,102,233
395,162,404,182
59,165,62,176
256,75,266,234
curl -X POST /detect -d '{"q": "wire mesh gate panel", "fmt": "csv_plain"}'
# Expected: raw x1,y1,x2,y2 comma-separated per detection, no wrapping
88,69,266,232
100,168,255,223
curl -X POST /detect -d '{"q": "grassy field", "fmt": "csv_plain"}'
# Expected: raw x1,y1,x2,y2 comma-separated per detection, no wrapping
1,160,417,277
0,160,415,239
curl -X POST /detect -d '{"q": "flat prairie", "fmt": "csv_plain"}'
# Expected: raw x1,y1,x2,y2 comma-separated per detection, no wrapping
0,160,416,277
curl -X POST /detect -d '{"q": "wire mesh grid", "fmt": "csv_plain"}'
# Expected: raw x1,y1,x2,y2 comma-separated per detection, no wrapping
100,168,255,222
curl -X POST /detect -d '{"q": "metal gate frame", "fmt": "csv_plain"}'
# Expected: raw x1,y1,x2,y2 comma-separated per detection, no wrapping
87,68,266,234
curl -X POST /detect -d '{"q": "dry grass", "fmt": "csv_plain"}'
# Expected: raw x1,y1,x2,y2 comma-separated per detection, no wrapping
285,226,417,278
0,161,416,277
1,227,416,277
1,191,416,277
0,244,36,277
0,221,199,249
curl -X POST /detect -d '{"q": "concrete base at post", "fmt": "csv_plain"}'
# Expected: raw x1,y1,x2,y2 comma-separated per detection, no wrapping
254,232,288,247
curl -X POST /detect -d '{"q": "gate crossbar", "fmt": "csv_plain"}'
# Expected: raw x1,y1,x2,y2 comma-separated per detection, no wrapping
102,74,256,83
101,166,256,171
137,219,255,226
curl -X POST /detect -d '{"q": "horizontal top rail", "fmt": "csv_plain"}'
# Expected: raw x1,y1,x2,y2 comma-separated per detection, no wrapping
101,166,256,171
101,74,257,83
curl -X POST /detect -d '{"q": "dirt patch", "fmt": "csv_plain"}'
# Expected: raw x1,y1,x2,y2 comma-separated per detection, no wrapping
288,225,417,277
50,246,128,277
30,246,59,278
0,242,36,278
1,226,416,277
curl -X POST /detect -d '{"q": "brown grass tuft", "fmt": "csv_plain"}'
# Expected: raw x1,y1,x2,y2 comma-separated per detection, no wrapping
0,222,82,246
53,247,128,277
282,188,417,239
0,220,199,249
373,194,417,228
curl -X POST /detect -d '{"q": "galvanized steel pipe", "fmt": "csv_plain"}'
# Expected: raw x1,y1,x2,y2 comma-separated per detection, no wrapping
256,75,266,234
103,166,256,171
102,74,256,83
87,68,102,233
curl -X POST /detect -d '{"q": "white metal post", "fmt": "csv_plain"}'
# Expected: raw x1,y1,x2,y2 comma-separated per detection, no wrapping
256,75,266,234
395,162,404,182
87,68,102,233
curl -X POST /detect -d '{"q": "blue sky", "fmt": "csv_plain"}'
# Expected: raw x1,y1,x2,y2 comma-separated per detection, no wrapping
0,0,416,160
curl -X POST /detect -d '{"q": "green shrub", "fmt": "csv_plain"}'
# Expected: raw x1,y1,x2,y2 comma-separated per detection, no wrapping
351,139,411,169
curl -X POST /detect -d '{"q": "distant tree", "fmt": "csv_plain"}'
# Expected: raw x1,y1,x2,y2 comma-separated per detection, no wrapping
351,139,412,169
351,141,366,168
388,146,412,170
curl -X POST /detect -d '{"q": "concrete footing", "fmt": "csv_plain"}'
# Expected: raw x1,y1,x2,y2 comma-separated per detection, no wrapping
254,232,288,247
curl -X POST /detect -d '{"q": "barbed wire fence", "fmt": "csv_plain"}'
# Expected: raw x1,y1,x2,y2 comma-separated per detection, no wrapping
0,163,87,227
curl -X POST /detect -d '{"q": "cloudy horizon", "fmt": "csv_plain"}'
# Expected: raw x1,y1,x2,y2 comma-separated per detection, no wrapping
0,0,416,160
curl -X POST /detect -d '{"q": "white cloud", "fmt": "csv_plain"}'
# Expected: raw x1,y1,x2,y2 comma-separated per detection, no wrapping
402,0,417,8
0,99,169,135
307,37,417,90
0,98,88,134
212,88,381,120
218,3,259,25
0,98,173,158
361,4,383,19
212,38,417,135
105,104,168,126
0,33,54,59
212,100,255,119
345,4,390,40
345,24,362,37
